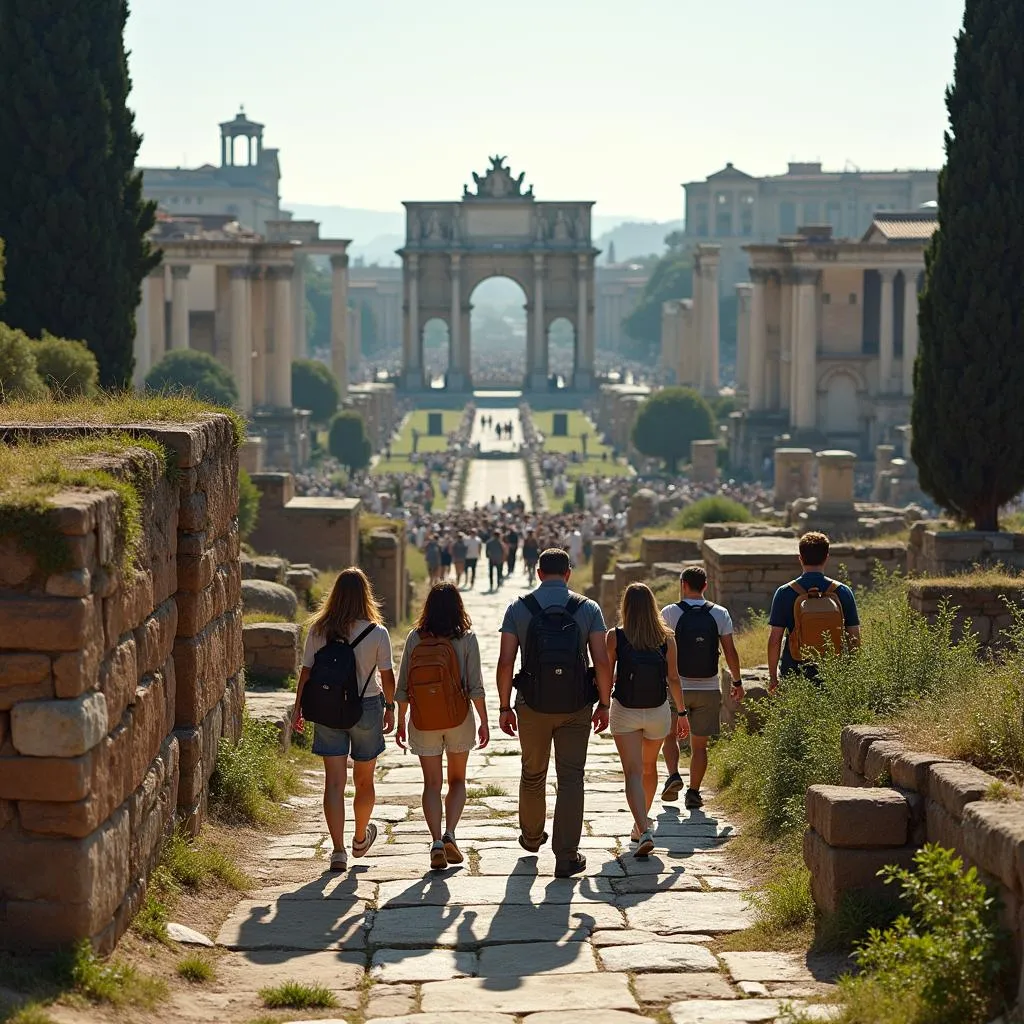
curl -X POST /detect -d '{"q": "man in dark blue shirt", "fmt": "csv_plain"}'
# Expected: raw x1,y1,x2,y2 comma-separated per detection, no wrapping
767,531,861,690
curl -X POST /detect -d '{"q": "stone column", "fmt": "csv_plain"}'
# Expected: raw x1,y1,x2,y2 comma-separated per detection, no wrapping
576,254,594,389
132,272,152,388
747,270,768,412
147,267,167,370
773,447,814,508
902,269,920,396
250,268,267,407
792,269,820,432
816,449,857,510
879,267,897,394
170,265,191,350
529,253,547,390
873,443,896,500
690,439,719,483
269,266,293,408
780,272,795,412
696,245,721,397
403,254,421,388
735,282,753,396
448,253,466,390
330,253,350,398
292,258,307,360
230,266,253,413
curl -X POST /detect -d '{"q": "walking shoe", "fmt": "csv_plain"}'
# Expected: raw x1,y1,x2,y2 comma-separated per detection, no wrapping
430,840,448,871
662,772,684,801
635,831,655,858
442,831,464,864
554,854,587,878
352,821,378,858
629,818,655,843
329,849,348,872
684,788,704,810
518,830,548,854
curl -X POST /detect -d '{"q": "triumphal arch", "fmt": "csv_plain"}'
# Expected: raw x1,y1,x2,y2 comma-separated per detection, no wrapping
399,156,598,391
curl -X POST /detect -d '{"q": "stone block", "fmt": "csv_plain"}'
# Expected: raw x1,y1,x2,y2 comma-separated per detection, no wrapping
11,690,108,758
0,654,53,710
178,490,208,532
0,711,7,748
805,785,909,848
890,751,954,796
928,761,996,819
125,674,167,796
863,740,907,785
103,570,153,649
962,801,1024,893
45,568,92,598
841,724,897,775
241,578,298,620
99,636,138,726
177,547,216,594
173,612,236,728
52,634,104,699
64,531,97,572
0,750,94,801
926,799,964,851
803,828,916,914
134,599,178,677
0,594,99,652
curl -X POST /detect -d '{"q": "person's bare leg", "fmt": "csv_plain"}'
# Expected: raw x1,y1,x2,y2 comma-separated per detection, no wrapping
642,737,663,816
662,728,680,777
419,755,444,841
689,735,709,791
445,751,470,834
613,732,647,836
322,756,348,852
351,758,377,844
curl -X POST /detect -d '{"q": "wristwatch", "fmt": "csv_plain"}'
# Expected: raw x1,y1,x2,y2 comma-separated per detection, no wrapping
385,702,396,710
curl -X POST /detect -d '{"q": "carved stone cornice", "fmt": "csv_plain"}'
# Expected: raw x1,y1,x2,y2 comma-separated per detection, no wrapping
330,253,349,270
749,267,775,285
782,267,820,286
170,265,191,280
265,265,294,282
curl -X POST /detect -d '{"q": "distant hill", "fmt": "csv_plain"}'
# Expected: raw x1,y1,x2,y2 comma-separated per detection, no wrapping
285,202,679,267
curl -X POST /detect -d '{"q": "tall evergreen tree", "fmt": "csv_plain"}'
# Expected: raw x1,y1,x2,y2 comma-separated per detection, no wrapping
912,0,1024,531
0,0,158,388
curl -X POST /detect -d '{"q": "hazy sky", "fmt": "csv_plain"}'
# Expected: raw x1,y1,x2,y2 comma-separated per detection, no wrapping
127,0,965,220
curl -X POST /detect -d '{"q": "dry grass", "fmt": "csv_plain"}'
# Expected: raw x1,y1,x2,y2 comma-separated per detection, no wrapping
907,568,1024,589
733,614,771,669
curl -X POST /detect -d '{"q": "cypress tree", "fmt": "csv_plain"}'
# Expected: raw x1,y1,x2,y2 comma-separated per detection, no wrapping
912,0,1024,531
0,0,158,388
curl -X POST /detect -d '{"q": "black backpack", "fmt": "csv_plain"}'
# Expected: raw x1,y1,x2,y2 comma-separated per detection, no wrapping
301,624,376,730
674,602,720,679
515,593,594,714
614,629,668,709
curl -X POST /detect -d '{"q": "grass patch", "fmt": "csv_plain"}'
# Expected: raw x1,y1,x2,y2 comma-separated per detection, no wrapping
467,784,508,799
175,954,216,984
243,611,294,626
64,940,167,1009
210,713,300,827
160,828,252,892
258,981,337,1010
4,1007,57,1024
671,495,752,530
132,888,169,943
733,609,771,667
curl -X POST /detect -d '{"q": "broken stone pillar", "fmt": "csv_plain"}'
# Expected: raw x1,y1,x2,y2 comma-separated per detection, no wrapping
690,439,719,484
816,449,858,510
773,447,814,508
873,444,895,501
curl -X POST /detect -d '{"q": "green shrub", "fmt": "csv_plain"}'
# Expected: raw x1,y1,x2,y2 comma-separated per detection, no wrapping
328,410,371,471
238,468,259,541
160,828,251,892
674,495,752,529
831,845,1012,1024
291,358,339,424
209,713,299,826
259,981,337,1010
145,350,238,408
132,889,169,942
32,333,99,398
0,322,46,401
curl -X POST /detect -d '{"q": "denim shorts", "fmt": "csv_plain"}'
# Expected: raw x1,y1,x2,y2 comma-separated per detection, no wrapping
311,693,386,761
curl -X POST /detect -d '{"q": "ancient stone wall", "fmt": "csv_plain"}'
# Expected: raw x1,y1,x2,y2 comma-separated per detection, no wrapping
248,473,360,571
0,416,242,951
363,528,408,627
805,725,1024,997
908,522,1024,575
907,580,1024,647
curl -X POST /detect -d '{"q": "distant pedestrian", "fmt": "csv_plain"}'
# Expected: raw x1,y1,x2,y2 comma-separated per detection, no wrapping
396,583,489,870
505,525,520,578
486,531,505,590
464,532,480,588
293,568,395,871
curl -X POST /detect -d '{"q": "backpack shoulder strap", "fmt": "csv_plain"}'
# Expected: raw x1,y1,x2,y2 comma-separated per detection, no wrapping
789,582,807,597
676,601,690,616
351,623,376,648
521,594,543,618
701,601,713,612
565,594,585,615
824,580,840,596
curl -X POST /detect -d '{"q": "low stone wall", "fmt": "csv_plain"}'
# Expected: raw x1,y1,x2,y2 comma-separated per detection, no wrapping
640,536,701,566
907,579,1024,647
249,473,360,571
362,527,408,627
0,416,242,951
908,522,1024,575
805,725,1024,997
703,536,906,620
243,623,300,682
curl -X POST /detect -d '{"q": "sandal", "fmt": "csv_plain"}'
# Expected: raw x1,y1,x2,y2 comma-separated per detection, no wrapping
630,818,655,843
635,830,655,858
329,849,348,872
352,822,378,858
430,840,448,871
442,832,464,864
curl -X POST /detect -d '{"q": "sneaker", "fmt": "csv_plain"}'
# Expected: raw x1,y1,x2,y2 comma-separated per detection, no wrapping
352,821,378,858
684,788,704,810
629,818,655,843
430,840,448,871
662,772,684,801
518,830,548,854
442,831,464,864
635,831,655,858
554,854,587,879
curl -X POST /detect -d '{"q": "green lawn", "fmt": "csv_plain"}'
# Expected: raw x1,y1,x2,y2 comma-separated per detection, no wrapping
534,410,633,482
391,410,464,455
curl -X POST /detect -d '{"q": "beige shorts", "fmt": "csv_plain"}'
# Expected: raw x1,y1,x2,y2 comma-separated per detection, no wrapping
409,706,476,758
682,689,722,738
610,698,672,741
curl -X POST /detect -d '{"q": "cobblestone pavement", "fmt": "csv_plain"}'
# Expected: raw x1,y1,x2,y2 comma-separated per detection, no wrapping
205,558,842,1024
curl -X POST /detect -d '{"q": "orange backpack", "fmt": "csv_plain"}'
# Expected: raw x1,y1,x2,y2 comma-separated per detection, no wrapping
788,581,845,662
407,635,469,731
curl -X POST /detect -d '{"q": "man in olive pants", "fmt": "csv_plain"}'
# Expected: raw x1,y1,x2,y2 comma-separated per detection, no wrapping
496,549,613,877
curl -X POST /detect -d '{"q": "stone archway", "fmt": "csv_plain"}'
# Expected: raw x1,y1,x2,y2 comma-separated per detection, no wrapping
399,156,597,391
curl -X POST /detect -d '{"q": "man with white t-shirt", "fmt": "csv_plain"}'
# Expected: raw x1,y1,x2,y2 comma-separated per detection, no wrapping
660,566,743,810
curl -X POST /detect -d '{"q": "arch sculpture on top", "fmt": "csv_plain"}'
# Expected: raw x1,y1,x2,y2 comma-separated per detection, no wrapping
399,156,598,391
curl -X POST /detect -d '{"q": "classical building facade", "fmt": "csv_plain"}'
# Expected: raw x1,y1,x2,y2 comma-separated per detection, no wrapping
399,157,598,391
729,210,937,467
594,264,650,351
659,244,722,397
140,110,285,235
683,162,938,295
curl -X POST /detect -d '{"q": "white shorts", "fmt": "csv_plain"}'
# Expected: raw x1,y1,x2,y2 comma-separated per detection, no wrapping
409,706,477,758
609,698,672,741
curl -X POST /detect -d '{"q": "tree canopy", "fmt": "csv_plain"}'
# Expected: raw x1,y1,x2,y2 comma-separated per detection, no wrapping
145,350,239,408
912,0,1024,531
631,387,715,473
33,334,100,398
622,248,693,353
328,410,372,472
0,1,158,388
292,358,340,424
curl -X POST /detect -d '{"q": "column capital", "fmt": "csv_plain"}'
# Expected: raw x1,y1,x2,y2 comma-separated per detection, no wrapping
330,253,350,270
148,265,165,280
533,253,545,273
783,267,820,286
901,266,924,281
749,267,774,285
229,265,251,281
450,252,461,269
407,254,419,271
266,265,294,282
877,266,900,283
170,265,191,280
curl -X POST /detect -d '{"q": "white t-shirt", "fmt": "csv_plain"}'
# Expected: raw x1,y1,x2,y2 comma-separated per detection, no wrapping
661,599,734,691
465,536,481,559
301,619,394,696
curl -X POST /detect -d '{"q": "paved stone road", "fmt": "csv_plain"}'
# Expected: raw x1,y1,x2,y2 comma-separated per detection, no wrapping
463,407,533,512
209,551,840,1024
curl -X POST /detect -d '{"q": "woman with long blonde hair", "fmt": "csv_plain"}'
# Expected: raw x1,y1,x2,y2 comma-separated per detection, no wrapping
607,582,687,856
292,567,396,871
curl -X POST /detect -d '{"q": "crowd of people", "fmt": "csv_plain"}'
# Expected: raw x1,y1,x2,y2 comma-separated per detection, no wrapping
292,531,860,874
